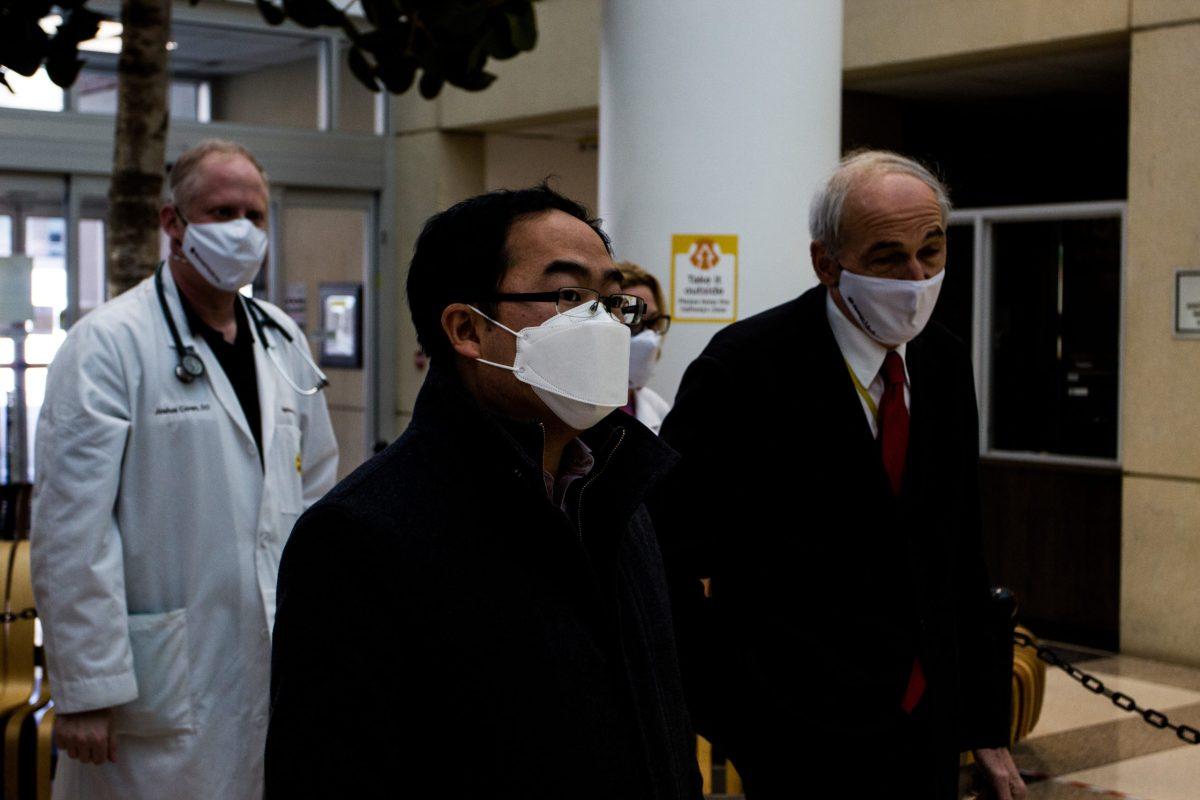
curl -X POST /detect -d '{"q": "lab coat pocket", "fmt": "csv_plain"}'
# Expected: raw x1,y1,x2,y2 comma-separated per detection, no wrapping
111,608,196,737
272,423,304,515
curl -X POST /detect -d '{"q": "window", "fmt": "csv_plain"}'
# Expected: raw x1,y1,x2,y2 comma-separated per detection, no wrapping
989,217,1120,460
945,204,1124,465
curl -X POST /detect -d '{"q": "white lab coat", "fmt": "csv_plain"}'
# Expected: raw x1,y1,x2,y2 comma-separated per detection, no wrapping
31,265,337,800
633,386,672,435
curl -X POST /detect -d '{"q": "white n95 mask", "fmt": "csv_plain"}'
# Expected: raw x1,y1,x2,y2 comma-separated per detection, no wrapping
628,330,661,389
470,305,631,431
183,218,269,292
837,268,945,346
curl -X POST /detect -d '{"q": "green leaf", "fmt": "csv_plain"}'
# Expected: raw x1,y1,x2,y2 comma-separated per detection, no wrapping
450,68,495,93
418,68,444,99
377,56,417,94
485,19,519,61
505,2,537,52
45,53,84,89
347,46,380,92
255,0,287,26
282,0,345,28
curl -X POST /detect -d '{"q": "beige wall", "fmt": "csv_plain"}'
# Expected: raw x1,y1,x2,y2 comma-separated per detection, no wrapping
393,132,486,433
844,0,1129,77
1121,478,1200,662
484,134,599,211
395,0,601,134
1121,20,1200,664
212,58,319,129
1131,0,1200,26
281,204,370,478
339,54,378,135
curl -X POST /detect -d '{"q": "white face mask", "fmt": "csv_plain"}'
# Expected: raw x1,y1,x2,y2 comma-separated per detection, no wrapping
470,305,631,431
836,268,945,346
181,217,268,292
628,330,661,389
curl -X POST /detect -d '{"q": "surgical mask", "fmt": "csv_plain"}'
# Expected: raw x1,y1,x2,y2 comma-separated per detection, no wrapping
181,217,268,292
628,330,661,389
470,305,631,431
837,268,945,346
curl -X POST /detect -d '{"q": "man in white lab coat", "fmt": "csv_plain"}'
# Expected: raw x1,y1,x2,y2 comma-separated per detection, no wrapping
31,139,337,800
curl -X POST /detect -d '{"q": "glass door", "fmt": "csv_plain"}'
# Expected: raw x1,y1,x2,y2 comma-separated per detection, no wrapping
0,175,68,483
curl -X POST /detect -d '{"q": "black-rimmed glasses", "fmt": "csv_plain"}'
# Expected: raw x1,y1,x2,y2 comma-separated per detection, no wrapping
630,314,671,336
489,287,647,325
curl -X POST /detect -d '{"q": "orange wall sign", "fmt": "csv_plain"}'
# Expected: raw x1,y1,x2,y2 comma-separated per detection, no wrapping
670,234,737,323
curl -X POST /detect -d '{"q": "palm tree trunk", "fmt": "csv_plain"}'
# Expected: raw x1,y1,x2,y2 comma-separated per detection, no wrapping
107,0,171,297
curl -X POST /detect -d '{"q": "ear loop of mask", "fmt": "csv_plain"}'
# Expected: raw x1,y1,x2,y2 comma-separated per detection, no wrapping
468,305,528,374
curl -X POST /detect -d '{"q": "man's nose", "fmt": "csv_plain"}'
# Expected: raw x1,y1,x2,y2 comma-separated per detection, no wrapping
900,257,926,280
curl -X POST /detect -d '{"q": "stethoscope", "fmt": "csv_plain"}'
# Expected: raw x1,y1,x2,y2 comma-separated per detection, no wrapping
155,263,329,396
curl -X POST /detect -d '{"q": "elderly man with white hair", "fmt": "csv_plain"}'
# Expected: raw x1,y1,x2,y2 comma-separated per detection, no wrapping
652,150,1025,799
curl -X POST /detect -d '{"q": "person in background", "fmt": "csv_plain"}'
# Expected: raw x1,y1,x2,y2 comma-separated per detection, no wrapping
619,262,673,434
31,139,337,800
652,150,1024,799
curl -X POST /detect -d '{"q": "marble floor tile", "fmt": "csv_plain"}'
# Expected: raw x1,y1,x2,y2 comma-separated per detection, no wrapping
1055,745,1200,800
1015,702,1200,779
1085,655,1200,694
1029,669,1200,738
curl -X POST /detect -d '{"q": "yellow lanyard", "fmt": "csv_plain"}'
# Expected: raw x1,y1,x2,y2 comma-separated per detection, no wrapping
845,359,878,419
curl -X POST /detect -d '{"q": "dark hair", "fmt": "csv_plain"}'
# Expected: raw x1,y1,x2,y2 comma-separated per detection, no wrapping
406,183,611,361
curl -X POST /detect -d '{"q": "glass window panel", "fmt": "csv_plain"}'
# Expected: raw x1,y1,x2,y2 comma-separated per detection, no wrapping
79,218,107,315
75,71,119,114
0,216,11,256
26,216,67,313
989,217,1121,459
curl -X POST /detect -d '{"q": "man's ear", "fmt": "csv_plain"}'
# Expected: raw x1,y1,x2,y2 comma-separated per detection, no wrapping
811,240,839,287
441,303,484,360
161,204,184,242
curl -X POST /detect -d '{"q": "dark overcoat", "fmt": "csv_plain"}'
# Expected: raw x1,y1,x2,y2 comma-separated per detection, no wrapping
652,286,1010,798
266,363,701,800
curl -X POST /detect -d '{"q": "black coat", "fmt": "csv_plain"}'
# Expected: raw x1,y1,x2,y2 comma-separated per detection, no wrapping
265,363,702,800
652,286,1010,798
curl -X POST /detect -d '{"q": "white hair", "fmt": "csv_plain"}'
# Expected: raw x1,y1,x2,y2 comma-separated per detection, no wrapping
808,150,951,255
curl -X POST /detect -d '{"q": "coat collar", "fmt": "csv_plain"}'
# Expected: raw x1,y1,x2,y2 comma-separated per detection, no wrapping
411,360,679,515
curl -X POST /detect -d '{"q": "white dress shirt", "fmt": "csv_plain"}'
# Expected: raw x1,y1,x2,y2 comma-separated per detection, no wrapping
825,290,910,438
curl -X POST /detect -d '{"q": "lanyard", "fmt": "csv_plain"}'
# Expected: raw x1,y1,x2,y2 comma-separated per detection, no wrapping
844,359,878,419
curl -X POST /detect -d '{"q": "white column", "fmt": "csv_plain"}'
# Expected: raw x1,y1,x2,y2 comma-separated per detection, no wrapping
600,1,842,401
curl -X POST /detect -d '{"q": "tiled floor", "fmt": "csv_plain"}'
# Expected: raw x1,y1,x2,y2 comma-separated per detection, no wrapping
1014,649,1200,800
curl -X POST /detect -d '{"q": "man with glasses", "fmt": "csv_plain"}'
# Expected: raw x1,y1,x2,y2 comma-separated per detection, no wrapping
266,185,702,799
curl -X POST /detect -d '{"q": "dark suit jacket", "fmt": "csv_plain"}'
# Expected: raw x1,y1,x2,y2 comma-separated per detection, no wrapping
652,286,1009,797
265,363,701,800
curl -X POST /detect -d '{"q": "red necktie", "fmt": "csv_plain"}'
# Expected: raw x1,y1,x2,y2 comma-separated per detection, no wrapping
878,350,926,712
878,351,908,497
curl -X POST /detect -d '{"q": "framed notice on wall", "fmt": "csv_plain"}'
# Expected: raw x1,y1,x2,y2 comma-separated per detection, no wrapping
319,282,363,368
670,234,738,323
1176,269,1200,337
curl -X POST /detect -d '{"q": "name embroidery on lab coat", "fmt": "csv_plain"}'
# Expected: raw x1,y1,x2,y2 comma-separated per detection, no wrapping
154,403,211,416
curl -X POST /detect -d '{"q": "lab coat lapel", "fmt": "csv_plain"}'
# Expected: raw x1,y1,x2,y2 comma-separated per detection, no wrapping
247,302,278,472
159,265,257,449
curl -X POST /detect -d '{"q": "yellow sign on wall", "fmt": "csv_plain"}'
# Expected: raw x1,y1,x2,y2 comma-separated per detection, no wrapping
670,234,738,323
